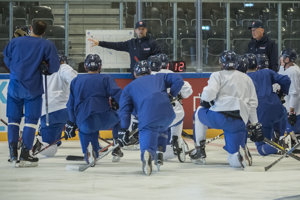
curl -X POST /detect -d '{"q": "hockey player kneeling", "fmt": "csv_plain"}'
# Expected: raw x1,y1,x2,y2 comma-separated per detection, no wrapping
280,49,300,151
246,53,291,155
65,54,122,166
148,54,193,163
118,60,184,175
190,50,260,168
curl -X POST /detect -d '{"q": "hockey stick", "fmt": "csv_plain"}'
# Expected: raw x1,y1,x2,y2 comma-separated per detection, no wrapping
44,74,49,126
182,130,193,139
98,136,112,145
263,138,300,161
67,135,115,160
66,142,112,161
185,132,224,155
0,118,8,126
66,128,139,172
264,142,300,171
32,136,65,156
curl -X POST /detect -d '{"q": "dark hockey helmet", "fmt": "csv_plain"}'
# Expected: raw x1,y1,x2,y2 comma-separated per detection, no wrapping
13,26,30,38
244,53,257,70
147,55,162,72
59,54,68,64
84,54,102,71
256,54,269,69
219,50,238,70
158,53,169,69
235,55,249,73
281,48,297,62
134,60,151,76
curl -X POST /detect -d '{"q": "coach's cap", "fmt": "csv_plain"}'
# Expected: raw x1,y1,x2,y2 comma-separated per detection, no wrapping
248,20,264,29
135,21,147,29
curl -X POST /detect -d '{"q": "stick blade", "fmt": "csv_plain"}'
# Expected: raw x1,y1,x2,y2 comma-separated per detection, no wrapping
65,164,81,171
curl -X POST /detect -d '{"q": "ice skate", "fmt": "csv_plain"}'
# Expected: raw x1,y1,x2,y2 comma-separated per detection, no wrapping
19,145,38,167
171,135,179,155
142,150,152,176
32,136,43,155
189,140,206,165
112,146,123,162
177,138,186,162
242,145,252,166
8,143,18,167
155,146,164,171
238,152,246,168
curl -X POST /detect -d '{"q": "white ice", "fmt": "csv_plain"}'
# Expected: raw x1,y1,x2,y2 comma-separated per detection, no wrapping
0,138,299,200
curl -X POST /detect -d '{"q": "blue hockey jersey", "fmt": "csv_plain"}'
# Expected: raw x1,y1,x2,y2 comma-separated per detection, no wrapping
247,68,291,125
67,73,122,126
3,36,60,98
119,73,184,129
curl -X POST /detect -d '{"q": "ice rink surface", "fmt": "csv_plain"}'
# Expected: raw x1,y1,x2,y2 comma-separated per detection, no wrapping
0,138,299,200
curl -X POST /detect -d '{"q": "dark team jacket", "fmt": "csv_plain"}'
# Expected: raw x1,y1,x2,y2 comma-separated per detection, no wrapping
99,36,161,73
247,34,278,72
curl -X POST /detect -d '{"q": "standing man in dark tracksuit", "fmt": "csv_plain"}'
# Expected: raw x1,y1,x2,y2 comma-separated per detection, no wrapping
247,20,278,72
88,21,161,74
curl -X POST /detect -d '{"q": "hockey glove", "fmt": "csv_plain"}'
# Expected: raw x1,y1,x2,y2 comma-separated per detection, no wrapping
288,112,297,126
111,98,119,111
276,89,286,104
64,121,77,140
200,99,214,108
169,94,176,106
117,128,130,147
40,61,51,75
247,123,264,142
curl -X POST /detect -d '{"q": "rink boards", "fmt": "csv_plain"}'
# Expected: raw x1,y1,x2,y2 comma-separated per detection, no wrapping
0,73,220,141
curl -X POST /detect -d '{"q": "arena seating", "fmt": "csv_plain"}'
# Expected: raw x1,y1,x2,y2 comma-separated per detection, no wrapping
29,6,54,25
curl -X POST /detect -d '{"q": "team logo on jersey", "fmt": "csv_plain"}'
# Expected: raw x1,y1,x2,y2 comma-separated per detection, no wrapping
259,47,266,49
144,48,150,51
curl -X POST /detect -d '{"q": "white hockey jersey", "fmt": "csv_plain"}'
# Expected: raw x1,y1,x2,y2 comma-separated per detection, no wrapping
201,70,258,124
42,64,77,116
281,64,300,114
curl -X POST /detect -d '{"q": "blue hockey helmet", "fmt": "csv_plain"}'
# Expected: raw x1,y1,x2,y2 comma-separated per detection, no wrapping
256,54,269,69
281,48,297,62
158,53,169,69
236,55,249,73
84,54,102,71
59,54,68,64
219,50,238,70
147,55,162,72
244,53,257,70
134,60,151,76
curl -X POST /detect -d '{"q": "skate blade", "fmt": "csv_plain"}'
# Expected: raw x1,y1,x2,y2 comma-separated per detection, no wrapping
155,164,160,172
178,146,186,163
8,160,18,168
112,156,121,162
191,158,206,165
18,160,38,168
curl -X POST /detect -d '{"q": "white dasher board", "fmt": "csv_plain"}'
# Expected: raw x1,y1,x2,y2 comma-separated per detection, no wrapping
86,30,134,69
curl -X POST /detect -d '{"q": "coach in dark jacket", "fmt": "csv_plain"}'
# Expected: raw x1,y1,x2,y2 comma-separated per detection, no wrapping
247,20,278,72
88,21,161,74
